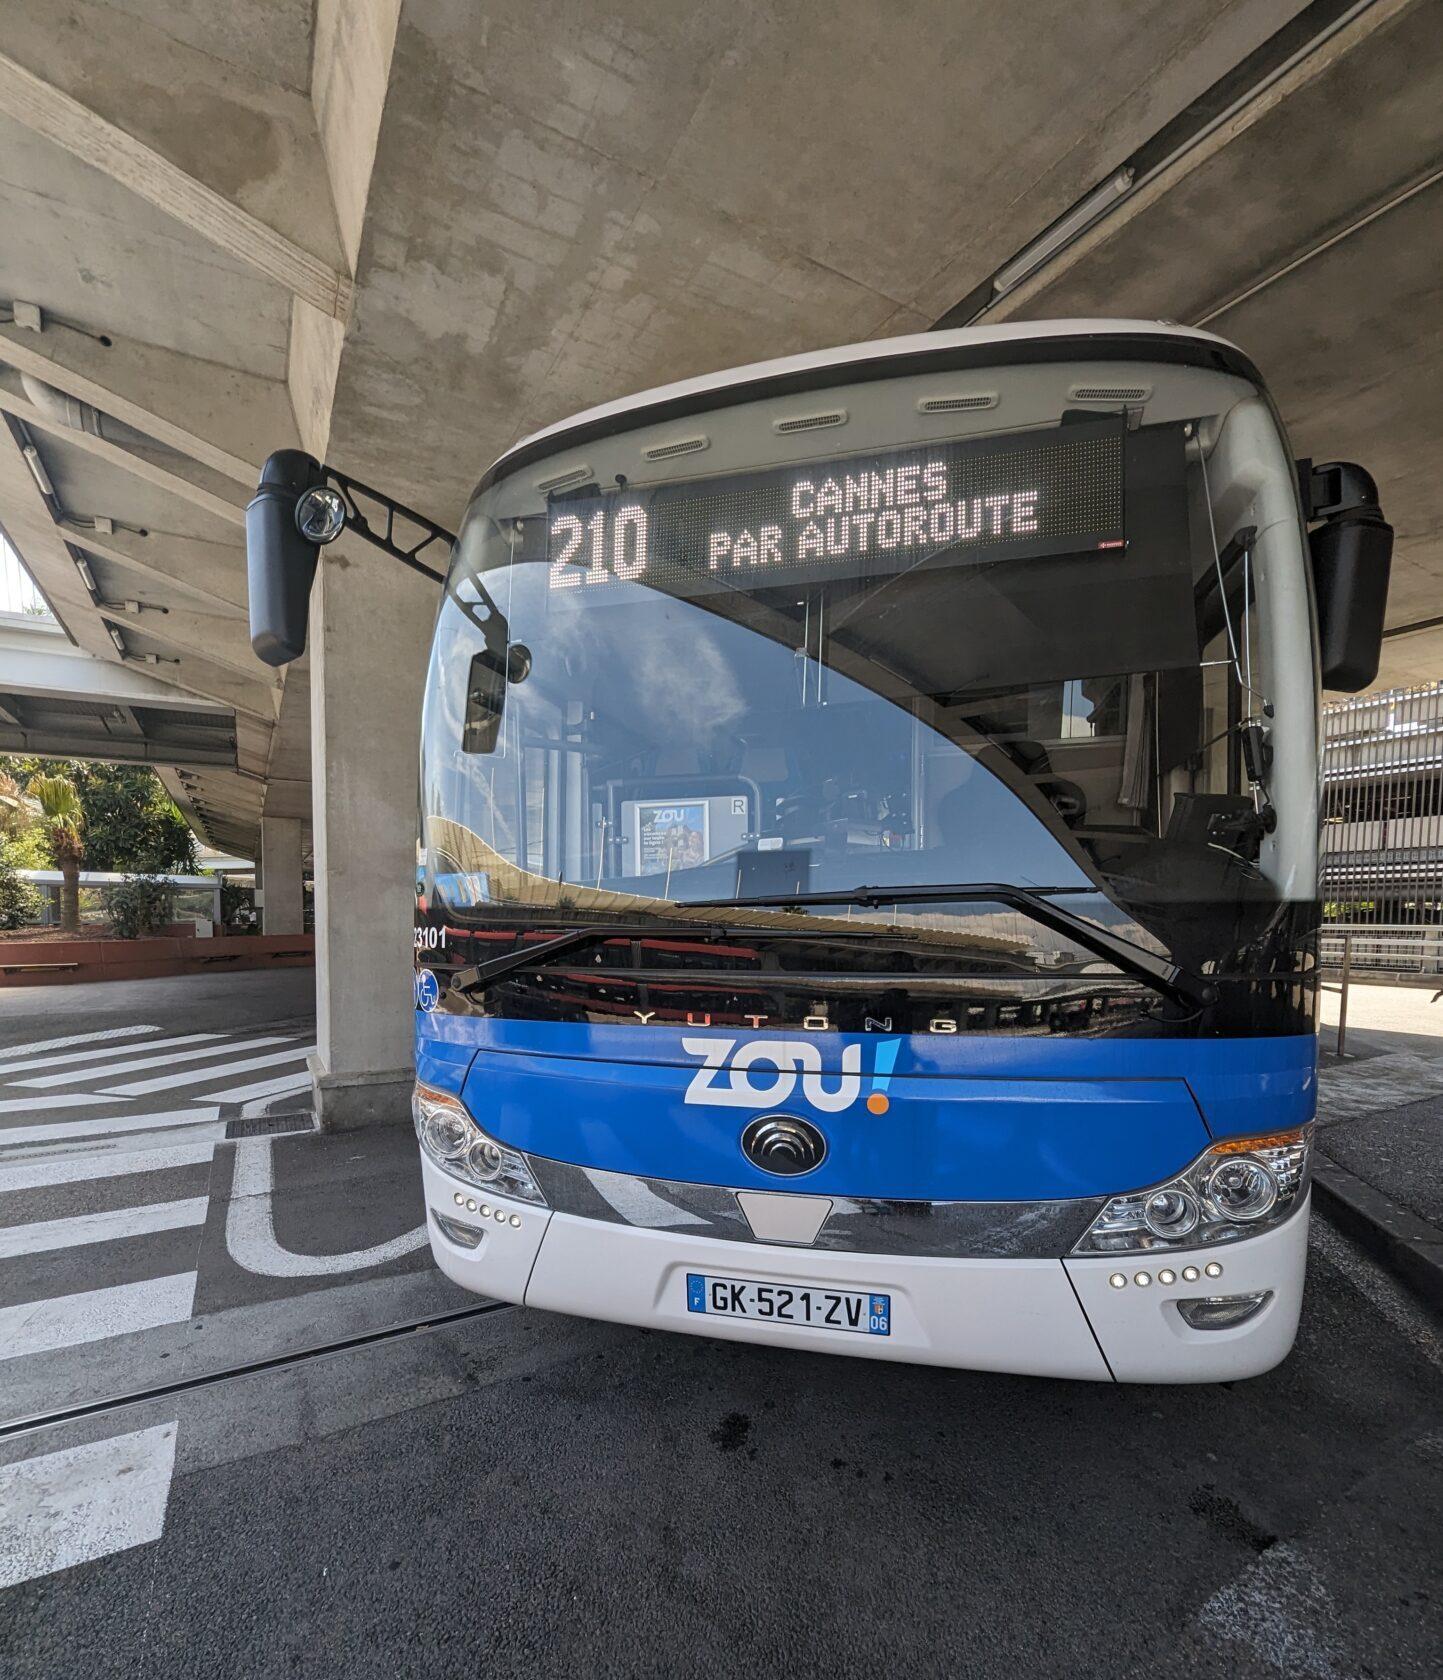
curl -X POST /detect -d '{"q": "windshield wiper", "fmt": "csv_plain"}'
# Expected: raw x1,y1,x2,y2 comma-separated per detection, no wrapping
450,887,1214,1011
450,917,879,991
688,883,1216,1011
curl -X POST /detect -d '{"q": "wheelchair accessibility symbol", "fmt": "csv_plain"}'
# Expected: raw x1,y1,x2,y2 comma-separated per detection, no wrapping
414,968,440,1012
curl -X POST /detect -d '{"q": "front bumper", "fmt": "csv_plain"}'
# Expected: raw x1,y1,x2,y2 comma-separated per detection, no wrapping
419,1153,1307,1383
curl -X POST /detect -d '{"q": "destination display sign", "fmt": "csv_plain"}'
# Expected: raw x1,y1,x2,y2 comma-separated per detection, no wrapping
545,423,1124,595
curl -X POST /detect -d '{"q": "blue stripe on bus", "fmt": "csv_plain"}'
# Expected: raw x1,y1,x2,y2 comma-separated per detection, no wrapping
416,1017,1315,1202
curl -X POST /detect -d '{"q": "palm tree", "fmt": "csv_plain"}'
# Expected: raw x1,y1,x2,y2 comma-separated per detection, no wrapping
27,773,85,932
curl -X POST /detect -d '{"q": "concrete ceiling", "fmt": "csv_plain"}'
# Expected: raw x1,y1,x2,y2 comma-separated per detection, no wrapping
982,0,1443,690
0,0,1439,859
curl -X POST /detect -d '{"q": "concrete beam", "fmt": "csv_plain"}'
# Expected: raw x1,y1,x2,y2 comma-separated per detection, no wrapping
0,724,238,769
0,322,293,486
68,527,247,619
0,387,247,526
100,636,281,726
260,778,312,822
0,614,231,709
0,23,351,319
94,601,271,684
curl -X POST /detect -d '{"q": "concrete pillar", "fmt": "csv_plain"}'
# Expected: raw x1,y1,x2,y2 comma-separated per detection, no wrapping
259,817,305,936
307,541,433,1130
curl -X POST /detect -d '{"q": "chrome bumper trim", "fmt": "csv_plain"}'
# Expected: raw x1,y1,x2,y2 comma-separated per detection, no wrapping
526,1156,1103,1258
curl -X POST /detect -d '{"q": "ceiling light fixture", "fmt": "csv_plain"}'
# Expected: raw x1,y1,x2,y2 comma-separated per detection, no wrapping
21,443,54,498
992,169,1135,298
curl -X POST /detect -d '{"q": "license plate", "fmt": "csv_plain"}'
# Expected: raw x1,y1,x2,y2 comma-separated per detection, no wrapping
686,1273,890,1336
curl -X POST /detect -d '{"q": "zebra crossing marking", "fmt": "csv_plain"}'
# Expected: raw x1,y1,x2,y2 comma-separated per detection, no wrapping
0,1198,208,1261
0,1106,223,1151
0,1032,226,1079
15,1033,298,1091
206,1068,312,1106
0,1138,218,1193
103,1043,316,1098
0,1093,128,1115
0,1024,159,1060
0,1422,177,1588
0,1272,198,1361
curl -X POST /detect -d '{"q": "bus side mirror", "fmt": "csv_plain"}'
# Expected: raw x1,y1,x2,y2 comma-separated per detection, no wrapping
246,450,344,666
1302,460,1393,694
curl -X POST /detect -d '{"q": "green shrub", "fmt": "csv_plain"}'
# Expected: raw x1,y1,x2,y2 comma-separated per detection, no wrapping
104,874,177,940
0,850,42,932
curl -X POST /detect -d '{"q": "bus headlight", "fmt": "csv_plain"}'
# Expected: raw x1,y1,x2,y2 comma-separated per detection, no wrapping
1203,1156,1277,1222
1073,1126,1309,1255
1142,1187,1200,1241
412,1083,547,1205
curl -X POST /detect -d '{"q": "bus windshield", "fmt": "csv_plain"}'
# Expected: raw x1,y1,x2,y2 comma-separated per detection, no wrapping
420,348,1317,975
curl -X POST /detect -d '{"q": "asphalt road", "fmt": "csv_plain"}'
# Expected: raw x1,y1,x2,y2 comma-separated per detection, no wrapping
2,973,1441,1678
2,1213,1440,1679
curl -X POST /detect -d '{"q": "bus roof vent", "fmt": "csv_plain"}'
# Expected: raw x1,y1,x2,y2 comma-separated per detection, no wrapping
773,408,848,435
534,464,593,495
917,392,998,414
642,434,709,462
1068,383,1151,403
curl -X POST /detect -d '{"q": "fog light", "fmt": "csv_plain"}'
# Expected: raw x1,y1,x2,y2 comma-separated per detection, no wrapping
1204,1156,1277,1222
1109,1273,1127,1289
1158,1269,1176,1286
1176,1291,1272,1330
431,1209,484,1250
1182,1265,1200,1282
1143,1188,1200,1241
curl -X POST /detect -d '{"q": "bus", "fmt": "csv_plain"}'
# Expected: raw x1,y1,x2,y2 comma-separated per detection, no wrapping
249,319,1392,1382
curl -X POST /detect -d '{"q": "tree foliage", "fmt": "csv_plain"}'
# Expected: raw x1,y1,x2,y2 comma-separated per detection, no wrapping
104,874,177,939
24,770,84,930
0,757,197,873
0,840,42,931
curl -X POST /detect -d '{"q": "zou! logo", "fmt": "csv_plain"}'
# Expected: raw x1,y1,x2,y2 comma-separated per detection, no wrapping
682,1036,901,1115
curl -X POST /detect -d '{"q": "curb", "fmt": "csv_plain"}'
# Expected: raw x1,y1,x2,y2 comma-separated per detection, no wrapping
1312,1158,1443,1313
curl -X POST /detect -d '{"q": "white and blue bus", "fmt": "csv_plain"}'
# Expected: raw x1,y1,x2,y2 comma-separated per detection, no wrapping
249,320,1392,1382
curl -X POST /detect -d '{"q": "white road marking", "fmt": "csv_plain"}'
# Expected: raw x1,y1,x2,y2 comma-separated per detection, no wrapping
0,1032,227,1079
0,1197,208,1260
0,1422,177,1589
16,1034,297,1090
0,1025,158,1060
0,1272,197,1360
102,1044,316,1098
226,1136,427,1277
204,1069,312,1106
0,1106,221,1150
0,1093,128,1115
1195,1541,1348,1679
0,1139,216,1193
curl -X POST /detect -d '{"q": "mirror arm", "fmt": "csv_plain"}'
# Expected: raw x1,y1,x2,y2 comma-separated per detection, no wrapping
317,465,454,584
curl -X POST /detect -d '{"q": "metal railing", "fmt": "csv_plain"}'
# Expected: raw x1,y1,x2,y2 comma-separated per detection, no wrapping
1317,924,1443,1058
1317,923,1443,977
1323,682,1443,926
